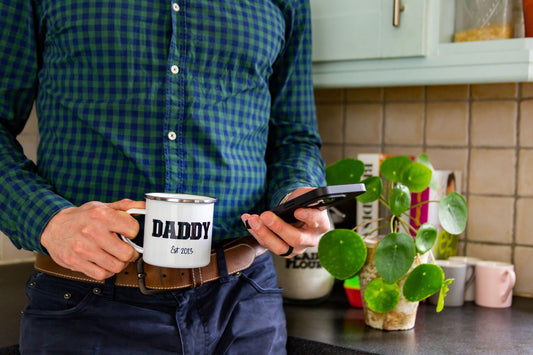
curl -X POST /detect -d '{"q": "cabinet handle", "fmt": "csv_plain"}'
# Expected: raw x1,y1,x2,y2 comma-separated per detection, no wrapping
393,0,405,27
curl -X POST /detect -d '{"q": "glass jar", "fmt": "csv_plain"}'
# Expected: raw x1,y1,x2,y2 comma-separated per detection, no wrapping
454,0,514,42
524,0,533,37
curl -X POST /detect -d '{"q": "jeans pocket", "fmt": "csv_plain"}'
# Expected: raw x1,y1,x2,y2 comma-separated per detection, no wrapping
22,272,97,318
238,253,283,295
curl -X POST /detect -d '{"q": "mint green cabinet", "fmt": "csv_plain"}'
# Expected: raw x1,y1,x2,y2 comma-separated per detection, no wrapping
311,0,430,62
311,0,533,87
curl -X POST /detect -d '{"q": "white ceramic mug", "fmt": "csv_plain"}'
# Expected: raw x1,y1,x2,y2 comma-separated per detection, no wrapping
429,259,467,307
121,192,216,268
272,215,335,302
448,256,482,302
475,261,516,308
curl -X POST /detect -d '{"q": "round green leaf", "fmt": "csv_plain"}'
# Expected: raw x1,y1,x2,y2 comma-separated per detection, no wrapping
415,223,438,254
389,184,411,216
356,176,382,204
400,162,432,193
363,278,401,313
380,156,413,183
325,158,365,186
416,153,438,190
438,192,468,235
403,264,444,302
318,229,367,280
416,153,433,169
375,232,415,284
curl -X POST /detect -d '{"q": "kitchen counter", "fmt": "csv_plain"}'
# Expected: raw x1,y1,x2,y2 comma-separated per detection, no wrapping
284,282,533,354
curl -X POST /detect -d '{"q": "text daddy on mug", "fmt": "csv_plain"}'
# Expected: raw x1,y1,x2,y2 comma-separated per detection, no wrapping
151,219,211,240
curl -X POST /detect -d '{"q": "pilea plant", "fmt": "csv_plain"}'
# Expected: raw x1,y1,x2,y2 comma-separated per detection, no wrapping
318,154,468,313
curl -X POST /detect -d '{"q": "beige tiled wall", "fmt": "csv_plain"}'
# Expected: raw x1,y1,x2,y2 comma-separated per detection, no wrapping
316,83,533,297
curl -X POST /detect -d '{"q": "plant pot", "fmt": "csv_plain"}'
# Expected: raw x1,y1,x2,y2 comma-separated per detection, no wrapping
358,236,428,331
344,276,363,308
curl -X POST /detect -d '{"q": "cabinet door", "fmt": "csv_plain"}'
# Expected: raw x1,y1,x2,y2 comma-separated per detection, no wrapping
311,0,430,62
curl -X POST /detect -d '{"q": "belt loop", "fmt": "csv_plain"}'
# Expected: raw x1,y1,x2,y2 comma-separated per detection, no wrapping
191,268,202,288
216,245,230,284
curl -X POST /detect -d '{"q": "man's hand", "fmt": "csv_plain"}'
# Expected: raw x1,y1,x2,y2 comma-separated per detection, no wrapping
40,199,145,280
241,187,330,258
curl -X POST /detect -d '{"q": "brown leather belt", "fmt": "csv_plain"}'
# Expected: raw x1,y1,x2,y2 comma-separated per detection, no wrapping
35,236,267,294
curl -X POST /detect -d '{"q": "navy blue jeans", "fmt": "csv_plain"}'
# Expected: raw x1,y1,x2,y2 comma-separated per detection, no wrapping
19,253,287,354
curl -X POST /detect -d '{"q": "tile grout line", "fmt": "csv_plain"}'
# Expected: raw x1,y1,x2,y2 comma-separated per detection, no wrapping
512,84,522,265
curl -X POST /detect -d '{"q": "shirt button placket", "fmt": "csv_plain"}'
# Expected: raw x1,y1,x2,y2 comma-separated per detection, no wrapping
170,2,180,77
166,1,182,190
169,3,179,144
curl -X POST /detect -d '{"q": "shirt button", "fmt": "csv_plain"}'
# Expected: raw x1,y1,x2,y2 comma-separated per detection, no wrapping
168,131,177,141
172,3,180,12
171,65,179,74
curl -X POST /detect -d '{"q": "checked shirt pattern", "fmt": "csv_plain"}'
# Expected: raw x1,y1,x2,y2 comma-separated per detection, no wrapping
0,0,325,252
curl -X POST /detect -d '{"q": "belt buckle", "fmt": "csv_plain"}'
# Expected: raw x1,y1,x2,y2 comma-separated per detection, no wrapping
136,257,167,295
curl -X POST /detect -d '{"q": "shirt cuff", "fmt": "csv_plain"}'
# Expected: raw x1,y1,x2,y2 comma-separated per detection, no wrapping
16,189,74,254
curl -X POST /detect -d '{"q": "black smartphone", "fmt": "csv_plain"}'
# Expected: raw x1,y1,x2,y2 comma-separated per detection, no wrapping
269,183,366,224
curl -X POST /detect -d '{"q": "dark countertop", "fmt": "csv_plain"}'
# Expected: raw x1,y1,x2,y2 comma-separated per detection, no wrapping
284,282,533,354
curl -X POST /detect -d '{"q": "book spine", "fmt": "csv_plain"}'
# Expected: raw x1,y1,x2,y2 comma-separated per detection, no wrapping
356,154,381,237
409,188,430,236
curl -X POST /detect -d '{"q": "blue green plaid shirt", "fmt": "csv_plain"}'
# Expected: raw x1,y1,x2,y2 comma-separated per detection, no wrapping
0,0,325,253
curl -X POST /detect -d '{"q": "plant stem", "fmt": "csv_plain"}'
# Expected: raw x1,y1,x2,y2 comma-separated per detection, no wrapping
367,223,389,237
401,211,417,224
379,197,390,210
409,200,441,210
399,218,417,235
352,217,390,232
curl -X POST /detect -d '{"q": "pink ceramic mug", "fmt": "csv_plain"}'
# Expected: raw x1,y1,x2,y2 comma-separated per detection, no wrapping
475,261,516,308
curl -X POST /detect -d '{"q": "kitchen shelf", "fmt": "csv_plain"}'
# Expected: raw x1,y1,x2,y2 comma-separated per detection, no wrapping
312,38,533,88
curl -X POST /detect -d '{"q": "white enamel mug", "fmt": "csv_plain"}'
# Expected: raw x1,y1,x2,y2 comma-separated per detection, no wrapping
121,193,216,268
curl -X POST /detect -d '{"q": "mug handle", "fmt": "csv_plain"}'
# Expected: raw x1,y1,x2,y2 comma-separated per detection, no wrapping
119,208,146,254
464,265,476,290
500,269,516,302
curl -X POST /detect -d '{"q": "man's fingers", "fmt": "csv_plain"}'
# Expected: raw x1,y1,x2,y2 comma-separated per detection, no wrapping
75,258,116,281
106,198,145,212
41,200,144,280
294,208,330,235
242,213,304,258
106,199,145,239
